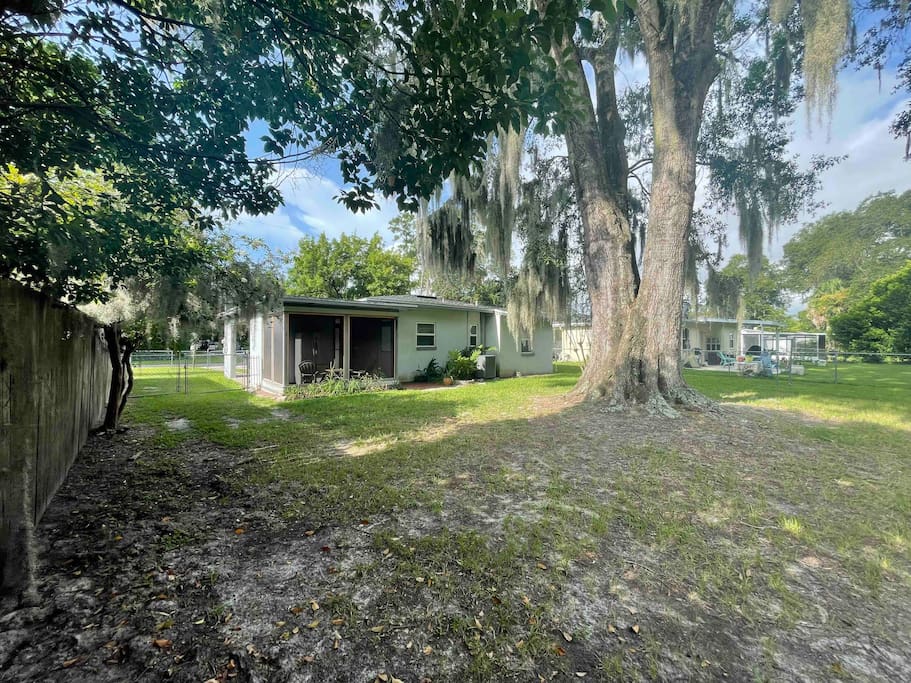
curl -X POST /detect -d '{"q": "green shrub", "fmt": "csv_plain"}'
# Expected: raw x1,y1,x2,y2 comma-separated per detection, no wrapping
446,350,477,380
445,345,496,380
413,358,444,382
285,373,389,399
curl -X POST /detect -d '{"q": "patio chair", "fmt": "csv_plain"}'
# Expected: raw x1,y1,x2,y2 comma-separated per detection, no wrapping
758,351,778,377
298,360,318,384
717,351,736,367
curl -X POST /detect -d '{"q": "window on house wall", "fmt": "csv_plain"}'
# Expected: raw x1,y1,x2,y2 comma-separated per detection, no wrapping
416,322,436,349
682,328,690,350
706,337,721,351
520,337,533,354
728,333,735,350
469,324,478,347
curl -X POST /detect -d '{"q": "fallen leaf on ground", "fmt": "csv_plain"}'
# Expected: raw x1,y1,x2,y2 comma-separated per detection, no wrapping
309,599,319,611
370,625,385,633
305,530,315,536
423,645,433,655
607,624,616,634
234,527,245,534
62,657,83,668
536,562,547,570
561,630,573,642
290,606,304,615
301,655,314,664
152,638,172,649
307,620,320,629
555,645,567,656
631,624,640,634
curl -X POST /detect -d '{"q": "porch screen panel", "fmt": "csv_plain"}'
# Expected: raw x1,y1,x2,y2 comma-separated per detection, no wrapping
272,314,284,384
351,317,395,377
262,317,274,382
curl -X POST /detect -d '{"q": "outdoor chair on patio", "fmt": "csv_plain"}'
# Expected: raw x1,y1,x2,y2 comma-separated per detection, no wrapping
758,351,778,377
717,351,737,367
298,360,319,384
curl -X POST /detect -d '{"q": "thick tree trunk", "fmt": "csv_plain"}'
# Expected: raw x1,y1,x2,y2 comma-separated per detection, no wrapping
627,0,722,410
544,19,642,399
567,0,723,411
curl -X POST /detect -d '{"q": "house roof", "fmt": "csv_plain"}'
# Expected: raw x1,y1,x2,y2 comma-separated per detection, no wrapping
282,295,402,312
687,317,784,328
362,294,503,314
279,294,504,315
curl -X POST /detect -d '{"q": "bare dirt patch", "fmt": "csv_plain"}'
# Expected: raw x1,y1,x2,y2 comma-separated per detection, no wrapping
1,402,909,682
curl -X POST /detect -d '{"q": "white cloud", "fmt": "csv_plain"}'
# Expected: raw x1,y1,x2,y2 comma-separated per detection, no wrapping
770,75,910,261
228,210,307,253
708,69,910,264
226,168,402,253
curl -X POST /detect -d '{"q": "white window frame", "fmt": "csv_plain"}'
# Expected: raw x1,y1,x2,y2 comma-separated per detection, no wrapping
728,333,735,350
416,322,436,349
520,337,533,354
469,324,478,347
706,336,721,351
682,328,690,350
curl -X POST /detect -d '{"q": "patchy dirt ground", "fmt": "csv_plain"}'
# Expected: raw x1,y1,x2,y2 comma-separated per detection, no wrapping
1,400,910,682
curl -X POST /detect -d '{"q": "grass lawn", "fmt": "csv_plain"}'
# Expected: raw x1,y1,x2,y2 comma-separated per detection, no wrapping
48,362,911,680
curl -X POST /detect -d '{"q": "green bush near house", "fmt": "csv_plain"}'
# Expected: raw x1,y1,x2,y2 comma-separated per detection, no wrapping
284,374,390,399
445,345,496,380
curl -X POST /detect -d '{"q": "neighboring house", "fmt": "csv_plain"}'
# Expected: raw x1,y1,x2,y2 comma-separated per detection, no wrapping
224,294,554,395
553,321,593,363
553,316,787,367
681,317,784,365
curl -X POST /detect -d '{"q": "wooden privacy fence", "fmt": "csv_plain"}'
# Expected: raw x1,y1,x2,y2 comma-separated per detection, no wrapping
0,279,111,594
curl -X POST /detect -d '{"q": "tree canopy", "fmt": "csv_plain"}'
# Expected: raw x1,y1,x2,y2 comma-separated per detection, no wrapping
830,261,911,355
286,233,413,300
0,0,570,304
782,190,911,296
705,255,790,321
781,190,911,330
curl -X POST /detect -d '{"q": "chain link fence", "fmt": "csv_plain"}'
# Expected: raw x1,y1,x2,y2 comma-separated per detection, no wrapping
131,350,255,396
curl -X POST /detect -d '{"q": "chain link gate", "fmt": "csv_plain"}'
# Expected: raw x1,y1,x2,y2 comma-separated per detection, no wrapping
131,350,257,398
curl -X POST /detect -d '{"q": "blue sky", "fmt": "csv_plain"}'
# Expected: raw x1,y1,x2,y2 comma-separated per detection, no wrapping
228,56,910,266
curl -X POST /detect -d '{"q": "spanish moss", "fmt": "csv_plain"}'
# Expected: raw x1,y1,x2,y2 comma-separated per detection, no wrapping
800,0,850,127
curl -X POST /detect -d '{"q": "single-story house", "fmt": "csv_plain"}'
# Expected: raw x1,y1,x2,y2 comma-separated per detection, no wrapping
681,317,784,365
553,321,593,363
223,294,554,395
552,316,787,367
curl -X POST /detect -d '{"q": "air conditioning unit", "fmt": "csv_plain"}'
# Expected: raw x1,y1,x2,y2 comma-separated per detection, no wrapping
477,354,497,379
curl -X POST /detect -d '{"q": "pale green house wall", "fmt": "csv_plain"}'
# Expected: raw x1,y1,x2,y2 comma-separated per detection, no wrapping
395,307,483,381
238,299,554,391
486,312,554,377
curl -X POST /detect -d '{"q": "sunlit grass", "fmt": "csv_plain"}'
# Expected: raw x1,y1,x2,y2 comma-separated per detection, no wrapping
121,360,911,679
685,362,911,442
